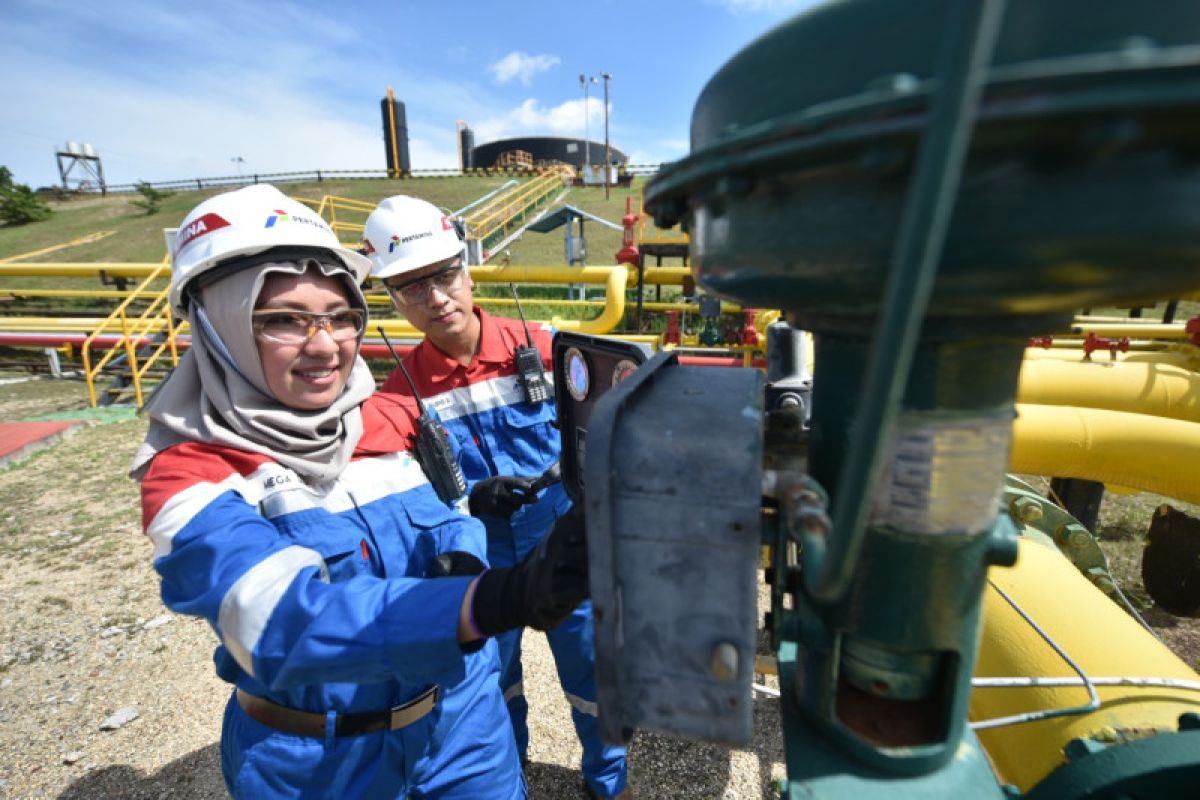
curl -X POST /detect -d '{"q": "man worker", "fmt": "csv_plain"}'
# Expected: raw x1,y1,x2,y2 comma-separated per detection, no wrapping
363,195,630,800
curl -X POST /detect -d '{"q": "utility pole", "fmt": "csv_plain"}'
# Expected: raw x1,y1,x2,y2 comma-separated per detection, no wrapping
600,71,612,199
580,74,594,173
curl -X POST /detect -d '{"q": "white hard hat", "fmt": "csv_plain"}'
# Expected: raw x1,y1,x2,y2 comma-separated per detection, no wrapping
362,195,466,281
168,184,372,316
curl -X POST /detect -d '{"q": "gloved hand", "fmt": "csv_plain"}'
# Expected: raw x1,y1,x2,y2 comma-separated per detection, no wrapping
471,507,588,635
429,550,487,578
468,475,540,517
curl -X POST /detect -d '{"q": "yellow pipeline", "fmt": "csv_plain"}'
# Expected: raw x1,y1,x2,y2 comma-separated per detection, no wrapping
971,538,1200,792
1069,321,1191,341
1023,346,1200,371
1010,403,1200,504
469,264,629,334
1017,359,1200,423
640,266,691,285
1,288,136,300
0,263,162,278
0,316,428,340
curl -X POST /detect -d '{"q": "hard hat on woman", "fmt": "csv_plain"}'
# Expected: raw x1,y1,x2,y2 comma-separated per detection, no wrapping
168,183,371,316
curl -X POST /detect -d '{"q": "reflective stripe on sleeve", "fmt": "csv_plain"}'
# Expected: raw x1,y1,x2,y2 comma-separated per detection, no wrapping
146,480,240,560
217,545,327,678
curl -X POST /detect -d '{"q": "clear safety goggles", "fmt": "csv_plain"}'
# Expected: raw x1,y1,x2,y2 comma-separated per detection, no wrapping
384,260,466,306
251,308,366,345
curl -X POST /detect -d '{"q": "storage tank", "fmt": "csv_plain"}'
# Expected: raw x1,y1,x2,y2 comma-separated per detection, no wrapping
471,136,626,170
459,125,475,171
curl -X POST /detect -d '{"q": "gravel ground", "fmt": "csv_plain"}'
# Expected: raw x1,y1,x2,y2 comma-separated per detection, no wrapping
2,377,1196,799
0,379,785,799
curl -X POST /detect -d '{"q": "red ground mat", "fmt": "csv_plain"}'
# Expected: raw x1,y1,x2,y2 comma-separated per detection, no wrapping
0,421,80,466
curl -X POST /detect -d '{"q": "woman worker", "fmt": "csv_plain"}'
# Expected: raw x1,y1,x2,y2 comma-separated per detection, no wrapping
129,184,587,799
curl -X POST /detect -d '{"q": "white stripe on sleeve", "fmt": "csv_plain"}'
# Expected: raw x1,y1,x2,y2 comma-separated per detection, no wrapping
217,544,327,678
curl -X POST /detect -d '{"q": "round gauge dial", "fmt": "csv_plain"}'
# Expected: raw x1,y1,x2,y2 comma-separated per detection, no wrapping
612,359,639,387
564,347,590,402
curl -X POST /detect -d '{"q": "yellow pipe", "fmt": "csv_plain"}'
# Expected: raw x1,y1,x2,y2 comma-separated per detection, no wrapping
470,264,630,286
0,263,162,278
971,538,1200,792
1,289,137,299
1069,322,1190,340
1017,359,1200,423
1010,403,1200,504
0,317,429,339
550,265,628,334
1023,346,1200,371
640,266,691,285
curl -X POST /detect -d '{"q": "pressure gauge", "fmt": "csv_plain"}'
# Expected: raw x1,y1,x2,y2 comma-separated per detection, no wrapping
564,347,590,401
612,359,639,387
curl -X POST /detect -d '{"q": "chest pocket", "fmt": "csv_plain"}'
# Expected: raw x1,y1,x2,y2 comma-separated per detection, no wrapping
402,497,471,577
490,400,559,476
262,489,372,583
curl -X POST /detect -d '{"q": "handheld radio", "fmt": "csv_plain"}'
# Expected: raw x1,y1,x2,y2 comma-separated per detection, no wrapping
508,283,551,404
377,327,467,504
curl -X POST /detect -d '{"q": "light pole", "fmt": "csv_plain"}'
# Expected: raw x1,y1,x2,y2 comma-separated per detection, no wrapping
580,74,597,177
600,71,612,199
231,156,245,178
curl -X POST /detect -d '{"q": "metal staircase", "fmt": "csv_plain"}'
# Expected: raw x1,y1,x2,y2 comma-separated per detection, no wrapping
82,255,181,407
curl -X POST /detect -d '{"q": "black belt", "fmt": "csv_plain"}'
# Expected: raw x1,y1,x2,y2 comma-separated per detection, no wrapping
236,685,440,737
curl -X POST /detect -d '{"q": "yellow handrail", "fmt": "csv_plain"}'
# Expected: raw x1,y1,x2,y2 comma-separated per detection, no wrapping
297,194,377,244
463,172,562,243
80,255,178,407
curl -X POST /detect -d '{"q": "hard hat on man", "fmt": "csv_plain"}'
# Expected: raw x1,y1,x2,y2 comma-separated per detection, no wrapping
362,195,466,281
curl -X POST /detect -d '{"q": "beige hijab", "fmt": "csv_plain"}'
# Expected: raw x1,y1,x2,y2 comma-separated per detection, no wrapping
129,257,374,482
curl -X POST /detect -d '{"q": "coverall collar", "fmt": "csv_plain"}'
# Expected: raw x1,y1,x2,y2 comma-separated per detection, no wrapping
413,307,510,382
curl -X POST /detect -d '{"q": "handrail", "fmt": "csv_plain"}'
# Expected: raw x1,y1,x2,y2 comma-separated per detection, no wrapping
80,255,178,407
463,172,563,244
297,194,377,244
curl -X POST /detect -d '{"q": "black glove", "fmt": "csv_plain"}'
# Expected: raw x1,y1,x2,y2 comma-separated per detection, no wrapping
429,550,487,578
468,475,540,518
471,507,588,635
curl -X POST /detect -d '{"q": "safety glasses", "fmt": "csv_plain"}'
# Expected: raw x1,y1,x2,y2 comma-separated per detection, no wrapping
251,309,366,345
384,261,466,306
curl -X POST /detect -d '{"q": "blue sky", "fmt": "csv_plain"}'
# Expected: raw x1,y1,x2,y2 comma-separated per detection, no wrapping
1,0,819,189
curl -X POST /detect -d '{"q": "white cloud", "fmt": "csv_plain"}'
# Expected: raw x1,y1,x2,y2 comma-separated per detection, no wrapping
488,52,561,86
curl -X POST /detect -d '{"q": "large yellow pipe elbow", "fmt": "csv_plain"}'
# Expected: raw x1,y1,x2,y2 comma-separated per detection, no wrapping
971,538,1200,792
551,265,628,334
1017,359,1200,423
1009,403,1200,504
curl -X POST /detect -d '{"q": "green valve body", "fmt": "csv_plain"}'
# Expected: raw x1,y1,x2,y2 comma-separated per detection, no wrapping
644,0,1200,796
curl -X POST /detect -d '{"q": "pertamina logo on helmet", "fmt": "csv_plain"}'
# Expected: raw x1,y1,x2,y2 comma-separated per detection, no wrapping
400,230,433,246
175,213,231,255
264,209,332,232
